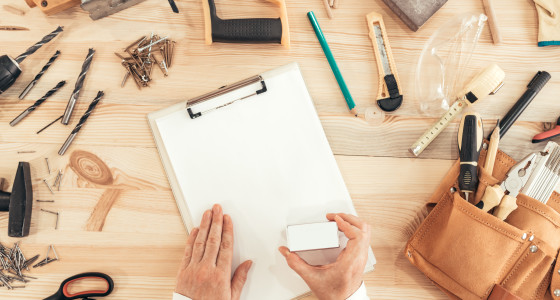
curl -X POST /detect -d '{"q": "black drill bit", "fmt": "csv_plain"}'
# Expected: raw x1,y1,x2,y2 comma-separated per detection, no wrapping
19,50,61,99
10,80,66,127
14,26,63,64
62,48,95,125
59,91,104,155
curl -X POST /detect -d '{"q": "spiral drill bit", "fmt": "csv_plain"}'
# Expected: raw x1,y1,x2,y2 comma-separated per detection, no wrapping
14,26,63,64
0,26,63,95
10,80,66,127
62,48,95,125
59,91,104,155
19,50,61,99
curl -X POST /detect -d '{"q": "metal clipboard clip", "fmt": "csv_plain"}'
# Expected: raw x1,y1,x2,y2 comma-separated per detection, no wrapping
186,75,268,119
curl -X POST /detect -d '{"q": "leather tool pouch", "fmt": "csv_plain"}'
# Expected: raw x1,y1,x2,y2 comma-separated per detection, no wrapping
405,148,560,300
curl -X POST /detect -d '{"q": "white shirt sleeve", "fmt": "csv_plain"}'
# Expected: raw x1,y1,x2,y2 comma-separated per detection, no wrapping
172,292,191,300
172,282,369,300
346,282,370,300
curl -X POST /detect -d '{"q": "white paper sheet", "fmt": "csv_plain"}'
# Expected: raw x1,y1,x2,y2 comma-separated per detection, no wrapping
150,63,376,300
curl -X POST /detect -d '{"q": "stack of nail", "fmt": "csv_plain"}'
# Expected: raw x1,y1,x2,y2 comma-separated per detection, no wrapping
0,242,59,290
115,33,175,89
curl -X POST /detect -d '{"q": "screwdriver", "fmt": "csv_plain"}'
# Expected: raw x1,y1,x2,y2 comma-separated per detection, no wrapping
0,26,63,95
458,112,484,202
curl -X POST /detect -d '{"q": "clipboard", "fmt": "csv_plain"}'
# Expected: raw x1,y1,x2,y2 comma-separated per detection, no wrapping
147,63,376,299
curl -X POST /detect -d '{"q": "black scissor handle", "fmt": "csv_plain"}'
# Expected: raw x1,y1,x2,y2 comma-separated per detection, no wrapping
44,272,114,300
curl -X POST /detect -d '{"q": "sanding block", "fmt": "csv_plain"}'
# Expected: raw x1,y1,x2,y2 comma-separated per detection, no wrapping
287,222,339,252
0,162,33,237
202,0,290,48
367,11,403,112
381,0,448,32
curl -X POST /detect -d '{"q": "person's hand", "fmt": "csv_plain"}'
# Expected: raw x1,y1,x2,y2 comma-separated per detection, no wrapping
279,213,370,300
175,204,253,300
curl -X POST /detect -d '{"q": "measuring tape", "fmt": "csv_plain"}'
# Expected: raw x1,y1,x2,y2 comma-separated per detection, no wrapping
409,64,506,157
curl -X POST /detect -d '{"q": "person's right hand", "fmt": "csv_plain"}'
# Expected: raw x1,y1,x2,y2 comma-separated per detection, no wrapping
278,213,371,300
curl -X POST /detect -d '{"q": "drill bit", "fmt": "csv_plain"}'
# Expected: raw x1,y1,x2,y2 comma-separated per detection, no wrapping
10,81,66,127
62,48,95,125
19,50,61,99
59,91,104,155
14,26,63,64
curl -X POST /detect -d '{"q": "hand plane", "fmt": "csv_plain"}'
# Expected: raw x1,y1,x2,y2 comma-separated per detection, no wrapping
24,0,146,20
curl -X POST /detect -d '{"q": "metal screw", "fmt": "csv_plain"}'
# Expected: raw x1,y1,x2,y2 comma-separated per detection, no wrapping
41,0,47,7
529,245,538,253
554,289,560,297
450,187,456,193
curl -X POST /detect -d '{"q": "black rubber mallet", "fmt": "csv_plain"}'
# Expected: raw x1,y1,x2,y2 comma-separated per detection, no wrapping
0,26,63,95
0,162,33,237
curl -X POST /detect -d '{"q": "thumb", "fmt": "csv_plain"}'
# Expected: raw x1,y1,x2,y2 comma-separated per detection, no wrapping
278,246,314,277
231,260,252,300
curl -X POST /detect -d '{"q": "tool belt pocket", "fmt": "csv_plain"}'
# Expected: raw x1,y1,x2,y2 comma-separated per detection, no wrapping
406,149,560,300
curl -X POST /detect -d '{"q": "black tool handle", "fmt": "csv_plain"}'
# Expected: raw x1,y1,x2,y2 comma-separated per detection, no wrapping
208,0,282,43
43,272,114,300
492,71,551,139
0,55,22,94
458,113,484,194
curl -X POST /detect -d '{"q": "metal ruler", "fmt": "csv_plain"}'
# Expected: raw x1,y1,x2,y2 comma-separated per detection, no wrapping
409,64,505,156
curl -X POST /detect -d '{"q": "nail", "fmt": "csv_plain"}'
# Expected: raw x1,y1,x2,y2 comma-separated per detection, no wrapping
45,158,51,174
42,179,54,194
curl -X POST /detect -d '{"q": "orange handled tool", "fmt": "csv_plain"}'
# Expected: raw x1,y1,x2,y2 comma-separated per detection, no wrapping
533,116,560,143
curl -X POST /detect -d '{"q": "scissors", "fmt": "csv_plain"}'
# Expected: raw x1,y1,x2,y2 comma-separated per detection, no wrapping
43,272,114,300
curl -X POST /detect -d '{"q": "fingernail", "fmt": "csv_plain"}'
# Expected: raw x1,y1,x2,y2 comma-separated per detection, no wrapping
278,247,288,257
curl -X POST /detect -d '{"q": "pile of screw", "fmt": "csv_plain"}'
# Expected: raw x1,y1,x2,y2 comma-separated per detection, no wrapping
0,243,59,290
115,33,175,89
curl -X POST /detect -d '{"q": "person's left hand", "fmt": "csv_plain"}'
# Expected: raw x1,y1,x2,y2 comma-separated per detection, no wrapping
175,204,253,300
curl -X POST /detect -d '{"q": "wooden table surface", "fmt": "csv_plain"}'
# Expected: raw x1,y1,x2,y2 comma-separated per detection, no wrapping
0,0,558,298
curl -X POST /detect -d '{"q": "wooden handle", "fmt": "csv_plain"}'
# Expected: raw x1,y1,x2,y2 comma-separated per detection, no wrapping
480,184,504,212
482,0,502,44
493,194,517,220
28,0,80,15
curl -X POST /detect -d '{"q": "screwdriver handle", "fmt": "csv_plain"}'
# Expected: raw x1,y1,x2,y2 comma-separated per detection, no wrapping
479,184,504,212
458,113,484,194
493,194,518,220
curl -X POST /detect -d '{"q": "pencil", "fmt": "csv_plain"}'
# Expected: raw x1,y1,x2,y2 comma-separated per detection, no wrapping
307,11,358,117
484,122,500,176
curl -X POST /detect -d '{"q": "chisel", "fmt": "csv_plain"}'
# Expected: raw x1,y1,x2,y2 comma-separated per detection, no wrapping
458,113,484,202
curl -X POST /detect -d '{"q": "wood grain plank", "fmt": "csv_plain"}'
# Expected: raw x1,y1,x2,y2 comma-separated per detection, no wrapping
0,0,557,298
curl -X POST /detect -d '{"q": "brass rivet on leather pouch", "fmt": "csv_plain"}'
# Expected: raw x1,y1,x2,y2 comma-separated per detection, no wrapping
522,233,527,240
529,245,538,253
553,289,560,297
450,187,456,193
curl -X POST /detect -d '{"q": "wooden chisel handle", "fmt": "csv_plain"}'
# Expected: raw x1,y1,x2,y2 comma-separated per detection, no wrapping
493,194,517,220
482,0,502,44
479,184,504,212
